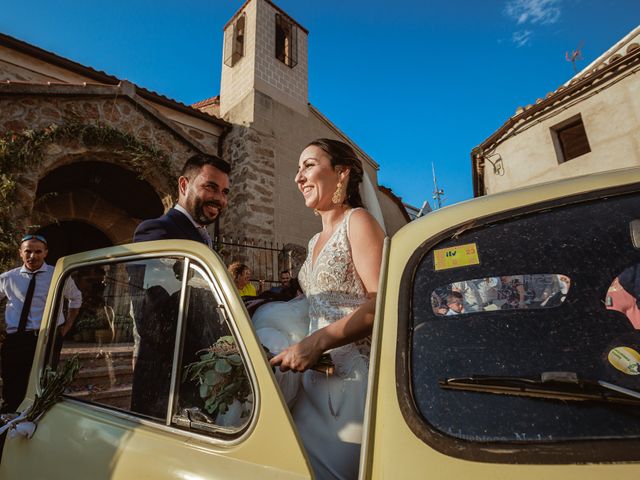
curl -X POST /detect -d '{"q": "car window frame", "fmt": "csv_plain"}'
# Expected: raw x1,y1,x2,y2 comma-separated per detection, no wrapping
40,250,260,447
395,184,640,464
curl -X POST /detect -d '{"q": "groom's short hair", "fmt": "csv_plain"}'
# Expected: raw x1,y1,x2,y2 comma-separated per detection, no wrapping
181,153,231,179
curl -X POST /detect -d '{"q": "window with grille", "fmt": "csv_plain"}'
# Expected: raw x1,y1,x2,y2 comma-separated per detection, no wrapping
275,13,297,68
224,13,245,67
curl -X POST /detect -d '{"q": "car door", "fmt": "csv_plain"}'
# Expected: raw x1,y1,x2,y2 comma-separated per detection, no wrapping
0,239,312,480
361,168,640,479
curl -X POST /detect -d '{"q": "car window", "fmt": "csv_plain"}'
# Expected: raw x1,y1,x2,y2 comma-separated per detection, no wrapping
173,262,253,432
431,274,570,315
48,255,253,436
403,191,640,462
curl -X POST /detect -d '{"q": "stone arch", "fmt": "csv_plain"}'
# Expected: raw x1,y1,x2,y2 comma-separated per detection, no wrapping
32,158,166,257
40,148,175,207
14,147,175,232
36,220,113,266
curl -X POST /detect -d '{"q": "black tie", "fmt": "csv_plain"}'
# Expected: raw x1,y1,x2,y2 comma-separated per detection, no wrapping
17,271,41,334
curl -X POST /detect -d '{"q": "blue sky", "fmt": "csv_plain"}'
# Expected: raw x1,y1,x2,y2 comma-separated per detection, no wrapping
2,0,639,209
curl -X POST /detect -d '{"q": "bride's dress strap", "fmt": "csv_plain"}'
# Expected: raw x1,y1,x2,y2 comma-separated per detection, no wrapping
345,206,361,238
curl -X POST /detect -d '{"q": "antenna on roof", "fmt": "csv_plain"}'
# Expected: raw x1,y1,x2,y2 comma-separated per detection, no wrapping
432,163,445,210
566,41,584,74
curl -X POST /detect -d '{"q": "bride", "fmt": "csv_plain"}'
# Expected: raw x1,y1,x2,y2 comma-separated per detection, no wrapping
267,138,385,480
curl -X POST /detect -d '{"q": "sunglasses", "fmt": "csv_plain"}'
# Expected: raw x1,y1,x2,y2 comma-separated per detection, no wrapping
21,234,47,245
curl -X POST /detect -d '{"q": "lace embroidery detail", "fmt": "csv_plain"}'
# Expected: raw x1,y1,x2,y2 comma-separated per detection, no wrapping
298,208,371,366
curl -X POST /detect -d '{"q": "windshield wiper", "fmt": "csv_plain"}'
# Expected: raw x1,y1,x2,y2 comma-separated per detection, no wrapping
438,371,640,405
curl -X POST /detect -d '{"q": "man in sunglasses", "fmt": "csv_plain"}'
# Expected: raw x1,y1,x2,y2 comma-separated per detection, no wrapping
0,234,82,413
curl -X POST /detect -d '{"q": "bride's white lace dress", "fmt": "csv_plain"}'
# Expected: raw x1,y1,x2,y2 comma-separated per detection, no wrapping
294,207,370,480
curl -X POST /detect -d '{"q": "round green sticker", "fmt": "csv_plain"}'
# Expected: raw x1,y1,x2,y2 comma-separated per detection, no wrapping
608,346,640,375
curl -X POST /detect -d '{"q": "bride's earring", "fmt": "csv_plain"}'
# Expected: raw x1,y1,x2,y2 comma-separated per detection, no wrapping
332,181,346,205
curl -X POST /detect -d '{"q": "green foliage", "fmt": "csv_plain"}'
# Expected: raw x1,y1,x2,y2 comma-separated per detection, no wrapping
26,355,81,421
183,336,252,419
0,119,176,271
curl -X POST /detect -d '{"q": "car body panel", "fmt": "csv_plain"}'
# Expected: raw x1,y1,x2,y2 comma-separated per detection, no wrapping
0,240,312,480
4,169,640,478
361,167,640,479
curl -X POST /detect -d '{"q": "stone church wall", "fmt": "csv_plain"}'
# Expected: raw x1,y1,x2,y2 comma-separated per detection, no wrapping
0,91,204,243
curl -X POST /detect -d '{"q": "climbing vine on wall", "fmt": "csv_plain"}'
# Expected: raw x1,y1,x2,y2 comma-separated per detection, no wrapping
0,119,176,270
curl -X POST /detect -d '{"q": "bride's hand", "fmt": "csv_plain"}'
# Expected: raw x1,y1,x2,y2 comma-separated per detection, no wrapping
269,335,323,372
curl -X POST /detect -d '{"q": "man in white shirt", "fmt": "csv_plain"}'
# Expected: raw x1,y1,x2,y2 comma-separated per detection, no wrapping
0,234,82,413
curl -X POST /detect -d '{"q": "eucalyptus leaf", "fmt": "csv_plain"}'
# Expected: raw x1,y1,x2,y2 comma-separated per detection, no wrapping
226,354,242,365
214,359,232,374
204,370,222,386
199,384,211,399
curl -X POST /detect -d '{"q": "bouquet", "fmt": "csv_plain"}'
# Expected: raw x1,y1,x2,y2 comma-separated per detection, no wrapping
184,335,335,419
183,336,252,420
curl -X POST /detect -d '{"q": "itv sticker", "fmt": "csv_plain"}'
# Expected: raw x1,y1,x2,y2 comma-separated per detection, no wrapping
434,243,480,271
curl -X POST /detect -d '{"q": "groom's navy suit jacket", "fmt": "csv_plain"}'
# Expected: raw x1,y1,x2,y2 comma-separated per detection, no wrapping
133,207,206,244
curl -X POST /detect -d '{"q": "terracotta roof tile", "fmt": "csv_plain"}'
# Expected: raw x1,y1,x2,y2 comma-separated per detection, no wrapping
191,96,220,109
0,32,229,128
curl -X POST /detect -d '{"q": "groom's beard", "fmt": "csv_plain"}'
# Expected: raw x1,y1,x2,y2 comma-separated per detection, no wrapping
191,196,225,225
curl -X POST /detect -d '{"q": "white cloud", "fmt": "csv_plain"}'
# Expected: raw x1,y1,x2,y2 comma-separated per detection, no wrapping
505,0,562,25
512,30,533,47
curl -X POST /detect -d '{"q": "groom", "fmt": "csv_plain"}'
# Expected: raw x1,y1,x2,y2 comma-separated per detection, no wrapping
131,153,230,418
134,153,230,245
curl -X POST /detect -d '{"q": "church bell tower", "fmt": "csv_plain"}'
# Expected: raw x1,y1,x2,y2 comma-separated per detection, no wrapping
220,0,309,120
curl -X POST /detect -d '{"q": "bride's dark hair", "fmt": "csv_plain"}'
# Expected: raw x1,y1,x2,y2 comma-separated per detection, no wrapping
306,138,364,208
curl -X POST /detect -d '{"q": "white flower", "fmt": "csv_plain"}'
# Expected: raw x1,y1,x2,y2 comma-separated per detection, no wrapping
8,421,36,439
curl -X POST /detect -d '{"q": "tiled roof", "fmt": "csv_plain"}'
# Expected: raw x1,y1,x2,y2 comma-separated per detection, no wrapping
378,185,411,222
472,25,640,196
0,32,230,128
475,26,640,156
0,80,228,161
191,96,220,108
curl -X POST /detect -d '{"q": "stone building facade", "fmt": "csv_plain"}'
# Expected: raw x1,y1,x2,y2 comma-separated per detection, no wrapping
0,37,228,265
213,0,408,247
472,26,640,196
0,0,409,272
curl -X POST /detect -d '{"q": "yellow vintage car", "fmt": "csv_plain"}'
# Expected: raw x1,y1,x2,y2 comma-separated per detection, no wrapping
2,167,640,479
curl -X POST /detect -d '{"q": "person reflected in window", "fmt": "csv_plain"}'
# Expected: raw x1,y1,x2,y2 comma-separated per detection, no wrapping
498,275,527,309
446,292,464,315
451,281,482,312
540,274,570,308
